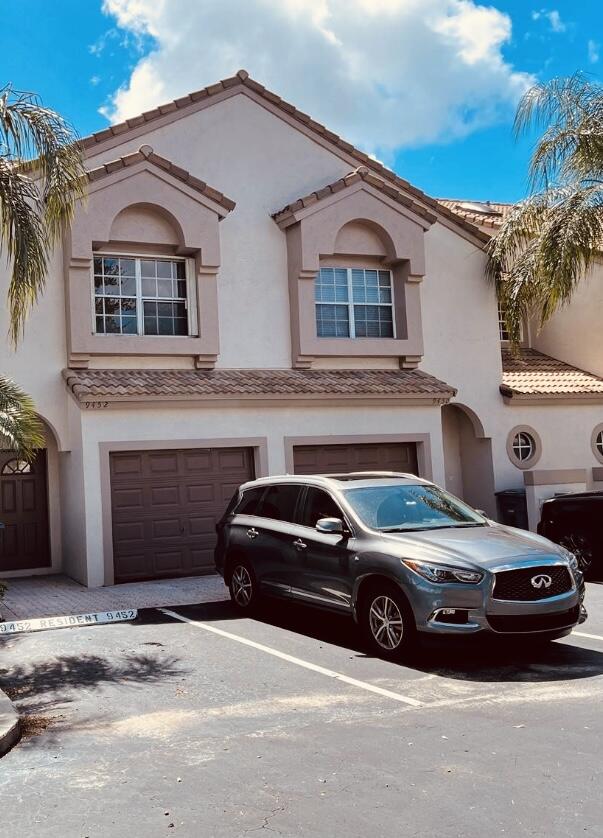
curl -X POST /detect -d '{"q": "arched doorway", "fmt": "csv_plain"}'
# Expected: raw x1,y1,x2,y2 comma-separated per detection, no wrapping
441,403,496,517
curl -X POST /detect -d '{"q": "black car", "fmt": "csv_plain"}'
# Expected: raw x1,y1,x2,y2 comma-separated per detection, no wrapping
215,473,585,659
538,492,602,579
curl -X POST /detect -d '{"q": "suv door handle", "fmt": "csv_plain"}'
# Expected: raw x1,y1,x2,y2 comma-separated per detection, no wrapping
247,528,259,539
293,538,307,550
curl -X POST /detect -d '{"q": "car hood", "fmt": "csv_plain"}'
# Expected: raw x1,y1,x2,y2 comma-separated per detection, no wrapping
381,522,566,570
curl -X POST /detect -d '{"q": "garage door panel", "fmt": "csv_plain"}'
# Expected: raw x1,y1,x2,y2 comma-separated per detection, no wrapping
110,446,254,583
147,452,180,474
190,547,213,572
151,518,182,539
150,485,181,507
113,521,145,542
188,515,215,536
111,453,144,477
112,487,145,511
293,442,418,477
186,483,216,503
182,451,212,472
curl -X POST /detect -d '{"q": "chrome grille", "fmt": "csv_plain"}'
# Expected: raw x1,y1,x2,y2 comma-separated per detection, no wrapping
492,565,572,601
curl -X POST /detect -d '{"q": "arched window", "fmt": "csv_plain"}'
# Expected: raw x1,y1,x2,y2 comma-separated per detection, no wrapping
1,459,32,475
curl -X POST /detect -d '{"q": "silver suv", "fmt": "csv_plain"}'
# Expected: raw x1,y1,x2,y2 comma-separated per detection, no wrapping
215,472,587,659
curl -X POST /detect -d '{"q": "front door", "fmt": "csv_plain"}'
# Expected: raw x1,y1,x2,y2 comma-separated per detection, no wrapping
290,486,355,610
0,450,50,571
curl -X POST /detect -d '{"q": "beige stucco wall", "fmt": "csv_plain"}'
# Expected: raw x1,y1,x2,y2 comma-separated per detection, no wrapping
85,93,353,370
533,260,603,377
0,245,69,449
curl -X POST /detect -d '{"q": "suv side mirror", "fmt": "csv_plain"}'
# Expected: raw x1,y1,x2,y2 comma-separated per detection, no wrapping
316,517,344,535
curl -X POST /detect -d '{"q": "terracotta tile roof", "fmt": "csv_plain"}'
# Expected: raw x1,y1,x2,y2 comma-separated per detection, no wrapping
80,70,489,245
436,199,513,232
63,367,456,404
501,349,603,399
273,167,437,227
86,144,236,212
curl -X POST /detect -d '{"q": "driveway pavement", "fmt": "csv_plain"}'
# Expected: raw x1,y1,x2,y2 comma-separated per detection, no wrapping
0,581,602,837
0,573,225,620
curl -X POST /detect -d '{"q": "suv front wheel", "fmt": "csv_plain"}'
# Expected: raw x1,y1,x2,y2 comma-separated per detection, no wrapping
360,581,417,661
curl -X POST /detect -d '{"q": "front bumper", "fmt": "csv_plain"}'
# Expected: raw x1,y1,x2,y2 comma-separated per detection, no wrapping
405,565,585,637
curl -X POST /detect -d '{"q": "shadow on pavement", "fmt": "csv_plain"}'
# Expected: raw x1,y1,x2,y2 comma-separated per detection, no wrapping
0,651,186,745
153,598,603,685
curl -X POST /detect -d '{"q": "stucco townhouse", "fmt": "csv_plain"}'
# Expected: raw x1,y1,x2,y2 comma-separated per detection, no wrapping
2,70,603,588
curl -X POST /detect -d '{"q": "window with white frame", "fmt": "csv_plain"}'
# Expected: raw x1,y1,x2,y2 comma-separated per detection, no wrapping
511,431,536,463
595,430,603,457
314,267,394,338
498,303,510,342
93,255,197,337
498,303,524,343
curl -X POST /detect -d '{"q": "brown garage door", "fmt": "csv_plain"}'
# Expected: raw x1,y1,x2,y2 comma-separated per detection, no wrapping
110,447,254,583
292,441,418,476
0,450,50,571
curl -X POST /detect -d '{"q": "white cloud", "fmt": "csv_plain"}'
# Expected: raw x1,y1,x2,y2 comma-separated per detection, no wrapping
100,0,532,155
588,39,600,64
531,9,566,33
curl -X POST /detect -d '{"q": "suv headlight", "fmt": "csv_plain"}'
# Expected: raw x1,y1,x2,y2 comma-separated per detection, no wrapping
558,547,579,572
402,559,484,584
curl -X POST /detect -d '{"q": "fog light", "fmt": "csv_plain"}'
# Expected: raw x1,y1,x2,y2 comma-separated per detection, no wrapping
434,608,469,625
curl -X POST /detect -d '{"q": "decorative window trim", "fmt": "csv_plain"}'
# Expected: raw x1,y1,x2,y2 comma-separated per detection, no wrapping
591,423,603,464
276,178,429,368
65,153,231,368
315,267,395,339
91,253,198,338
507,425,542,470
1,458,32,475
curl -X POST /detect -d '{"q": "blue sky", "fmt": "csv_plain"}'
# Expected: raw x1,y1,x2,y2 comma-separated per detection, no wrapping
2,0,602,202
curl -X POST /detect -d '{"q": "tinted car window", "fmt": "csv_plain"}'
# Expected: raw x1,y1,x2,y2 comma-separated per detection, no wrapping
235,487,265,516
260,485,302,522
302,488,343,528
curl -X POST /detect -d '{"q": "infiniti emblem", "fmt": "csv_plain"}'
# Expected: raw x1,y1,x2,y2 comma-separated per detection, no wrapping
531,573,553,589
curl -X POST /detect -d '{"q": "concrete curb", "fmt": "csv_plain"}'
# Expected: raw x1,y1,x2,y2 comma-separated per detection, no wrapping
0,688,20,758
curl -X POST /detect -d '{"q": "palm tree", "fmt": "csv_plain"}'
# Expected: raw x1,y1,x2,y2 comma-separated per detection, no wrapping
487,73,603,344
0,85,85,454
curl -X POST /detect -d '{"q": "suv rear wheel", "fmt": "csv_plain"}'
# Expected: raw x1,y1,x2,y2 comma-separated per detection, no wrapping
360,581,417,661
229,559,261,613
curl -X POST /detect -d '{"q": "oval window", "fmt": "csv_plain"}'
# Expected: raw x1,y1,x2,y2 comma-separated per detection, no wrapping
512,432,536,463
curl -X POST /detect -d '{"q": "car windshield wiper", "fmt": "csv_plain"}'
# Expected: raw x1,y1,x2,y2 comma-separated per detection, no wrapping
380,522,485,533
380,524,458,533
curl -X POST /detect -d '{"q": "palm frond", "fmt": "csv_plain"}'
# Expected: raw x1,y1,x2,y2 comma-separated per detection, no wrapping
0,374,44,459
0,85,86,343
488,74,603,345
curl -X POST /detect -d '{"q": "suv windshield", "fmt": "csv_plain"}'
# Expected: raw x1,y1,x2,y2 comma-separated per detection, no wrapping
343,483,486,532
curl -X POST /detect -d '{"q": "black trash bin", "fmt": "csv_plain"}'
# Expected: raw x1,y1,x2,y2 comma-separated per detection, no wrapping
495,489,529,530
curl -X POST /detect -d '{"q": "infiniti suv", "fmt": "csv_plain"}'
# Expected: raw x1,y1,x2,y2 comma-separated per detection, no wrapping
215,473,587,659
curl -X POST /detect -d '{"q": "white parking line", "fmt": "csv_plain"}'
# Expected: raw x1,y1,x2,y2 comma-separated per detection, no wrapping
160,608,422,707
573,630,603,642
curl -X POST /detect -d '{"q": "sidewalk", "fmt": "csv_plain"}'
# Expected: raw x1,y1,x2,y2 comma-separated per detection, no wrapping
0,573,228,621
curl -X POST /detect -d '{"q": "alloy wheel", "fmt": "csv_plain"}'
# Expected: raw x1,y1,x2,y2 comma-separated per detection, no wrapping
368,595,404,650
232,565,253,607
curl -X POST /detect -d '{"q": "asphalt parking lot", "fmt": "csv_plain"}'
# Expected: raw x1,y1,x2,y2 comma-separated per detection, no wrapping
1,583,603,838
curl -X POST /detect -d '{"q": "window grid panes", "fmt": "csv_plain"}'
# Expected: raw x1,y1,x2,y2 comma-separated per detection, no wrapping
1,459,32,475
512,432,535,462
596,431,603,457
315,267,394,338
498,303,510,342
93,256,189,337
